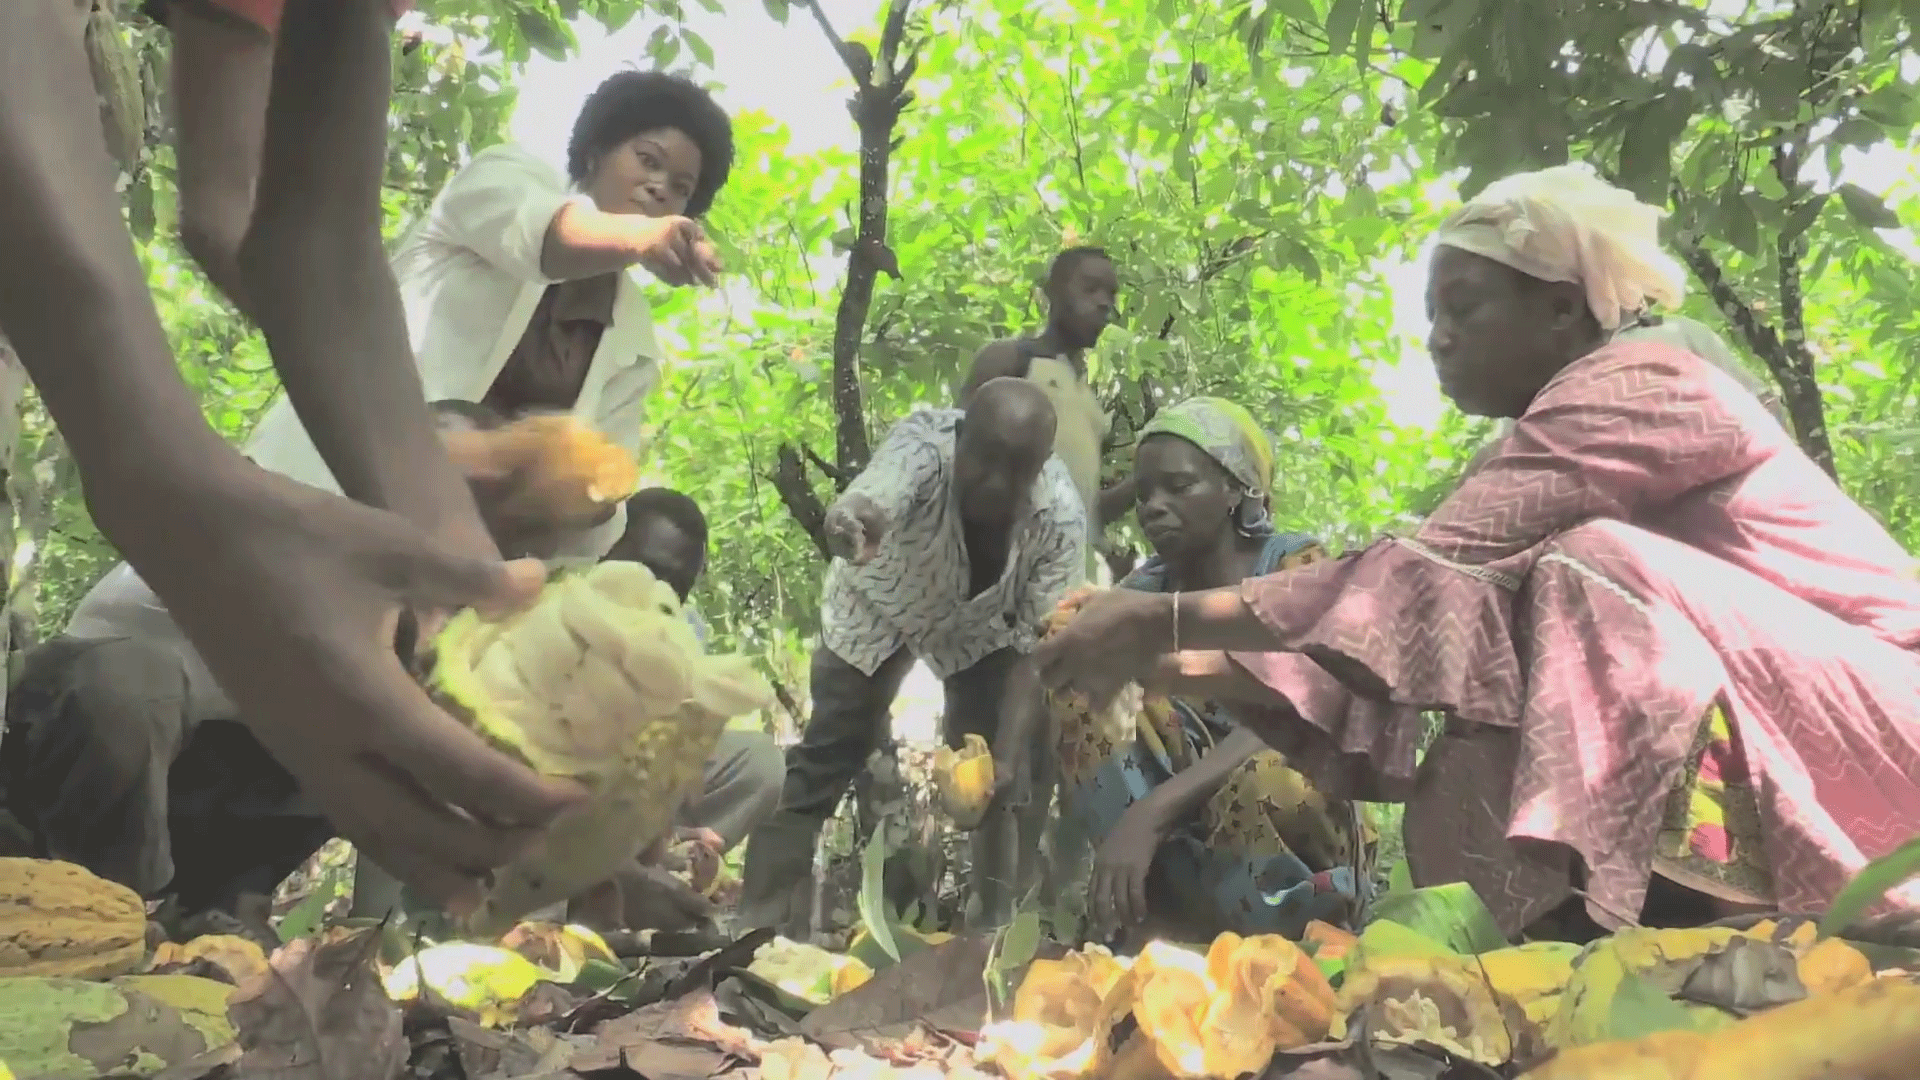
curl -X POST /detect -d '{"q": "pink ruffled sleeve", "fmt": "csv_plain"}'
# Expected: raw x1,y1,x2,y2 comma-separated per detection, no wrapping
1416,342,1775,565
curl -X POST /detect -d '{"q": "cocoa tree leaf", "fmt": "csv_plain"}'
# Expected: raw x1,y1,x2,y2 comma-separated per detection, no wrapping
1821,834,1920,938
1718,185,1761,257
1829,116,1884,148
1838,182,1903,231
984,906,1043,1008
1324,0,1366,56
513,10,572,62
1366,883,1507,955
1617,99,1681,201
223,927,406,1080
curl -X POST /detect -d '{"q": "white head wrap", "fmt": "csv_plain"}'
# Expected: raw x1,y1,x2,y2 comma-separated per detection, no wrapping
1431,164,1687,330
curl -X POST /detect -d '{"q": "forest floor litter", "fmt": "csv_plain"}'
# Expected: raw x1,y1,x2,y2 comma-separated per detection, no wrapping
5,852,1920,1080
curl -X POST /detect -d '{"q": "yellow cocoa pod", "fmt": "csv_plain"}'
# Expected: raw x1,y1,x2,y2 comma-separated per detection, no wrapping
0,859,146,980
384,943,549,1028
149,934,269,987
933,733,996,830
430,560,772,936
1518,1030,1706,1079
1684,976,1920,1078
499,922,618,982
830,956,874,997
1794,936,1871,996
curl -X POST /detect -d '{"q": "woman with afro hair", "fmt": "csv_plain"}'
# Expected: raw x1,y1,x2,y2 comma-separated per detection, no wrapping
339,70,740,922
241,67,737,565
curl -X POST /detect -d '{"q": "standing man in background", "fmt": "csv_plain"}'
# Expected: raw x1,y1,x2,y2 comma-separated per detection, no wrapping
960,247,1134,571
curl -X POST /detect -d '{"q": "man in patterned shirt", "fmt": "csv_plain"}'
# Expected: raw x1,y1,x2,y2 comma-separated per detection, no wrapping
738,378,1087,932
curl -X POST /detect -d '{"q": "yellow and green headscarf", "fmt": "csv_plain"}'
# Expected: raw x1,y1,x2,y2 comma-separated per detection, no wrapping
1136,397,1276,535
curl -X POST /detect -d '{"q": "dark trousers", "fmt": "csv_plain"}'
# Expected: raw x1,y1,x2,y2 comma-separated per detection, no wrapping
1,636,332,916
738,645,1046,931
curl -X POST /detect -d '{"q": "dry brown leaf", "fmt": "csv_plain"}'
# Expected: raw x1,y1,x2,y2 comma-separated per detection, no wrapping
799,932,1066,1048
447,1015,551,1079
616,1038,734,1079
1270,1060,1367,1080
221,926,407,1079
572,990,758,1072
1677,936,1806,1013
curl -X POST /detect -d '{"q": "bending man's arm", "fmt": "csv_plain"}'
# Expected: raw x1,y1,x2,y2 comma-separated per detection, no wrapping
830,412,951,535
1095,477,1137,530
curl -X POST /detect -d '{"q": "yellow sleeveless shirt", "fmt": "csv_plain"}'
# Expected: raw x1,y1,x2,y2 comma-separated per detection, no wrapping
1023,354,1109,518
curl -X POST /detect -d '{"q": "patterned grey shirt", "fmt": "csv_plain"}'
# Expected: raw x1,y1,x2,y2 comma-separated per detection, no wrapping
821,408,1086,679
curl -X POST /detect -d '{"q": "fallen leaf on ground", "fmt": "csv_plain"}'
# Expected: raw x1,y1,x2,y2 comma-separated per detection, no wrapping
512,981,581,1028
1270,1060,1367,1080
1366,885,1509,956
222,926,406,1079
447,1015,552,1078
0,976,235,1080
572,990,758,1072
615,1038,735,1079
711,973,812,1041
800,932,1065,1049
663,926,778,1000
1604,971,1729,1044
1676,936,1805,1013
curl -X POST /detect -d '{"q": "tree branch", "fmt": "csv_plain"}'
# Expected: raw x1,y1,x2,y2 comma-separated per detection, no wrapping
776,0,921,554
766,670,807,729
1768,140,1834,476
1673,234,1835,476
772,444,831,559
803,444,850,487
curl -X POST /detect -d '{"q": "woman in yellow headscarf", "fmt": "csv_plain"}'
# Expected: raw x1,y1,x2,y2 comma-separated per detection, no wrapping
999,397,1370,942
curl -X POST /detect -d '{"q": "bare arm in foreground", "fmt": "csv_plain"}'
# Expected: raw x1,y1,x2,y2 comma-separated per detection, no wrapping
0,0,582,912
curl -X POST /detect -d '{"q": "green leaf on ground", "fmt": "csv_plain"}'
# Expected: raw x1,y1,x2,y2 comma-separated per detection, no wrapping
1820,835,1920,938
1367,883,1508,954
857,834,902,964
1605,971,1736,1041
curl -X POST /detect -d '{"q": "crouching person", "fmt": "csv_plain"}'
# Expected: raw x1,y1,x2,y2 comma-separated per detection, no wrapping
0,402,580,949
3,574,321,949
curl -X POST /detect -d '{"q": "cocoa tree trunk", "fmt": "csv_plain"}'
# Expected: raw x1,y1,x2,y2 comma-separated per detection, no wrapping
771,0,920,553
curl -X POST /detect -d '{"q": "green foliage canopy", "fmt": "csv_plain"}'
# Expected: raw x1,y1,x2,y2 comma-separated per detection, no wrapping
18,0,1920,715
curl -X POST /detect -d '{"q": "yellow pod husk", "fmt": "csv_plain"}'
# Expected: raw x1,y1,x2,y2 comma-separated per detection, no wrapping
934,733,997,830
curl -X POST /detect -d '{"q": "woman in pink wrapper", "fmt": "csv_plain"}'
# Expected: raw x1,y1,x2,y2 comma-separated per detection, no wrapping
1034,165,1920,939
